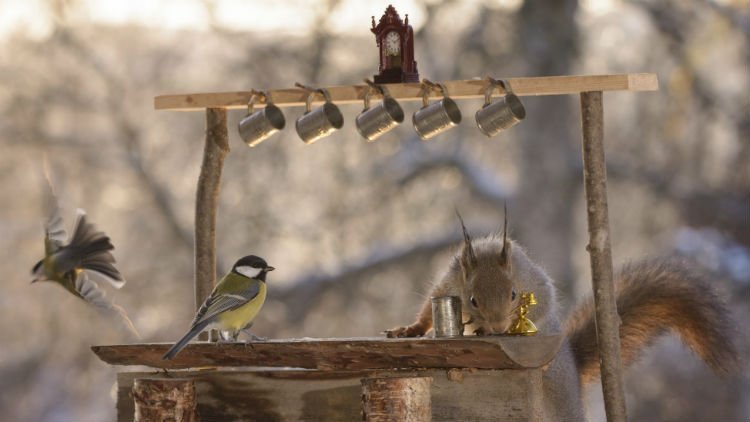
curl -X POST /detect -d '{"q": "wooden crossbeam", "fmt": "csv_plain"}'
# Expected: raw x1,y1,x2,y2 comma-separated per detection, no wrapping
154,73,658,111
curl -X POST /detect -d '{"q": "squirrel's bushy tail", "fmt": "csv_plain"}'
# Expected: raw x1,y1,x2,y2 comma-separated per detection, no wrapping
565,258,740,385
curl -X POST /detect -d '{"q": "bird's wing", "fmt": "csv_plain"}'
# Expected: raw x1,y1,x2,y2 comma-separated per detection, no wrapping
191,278,261,326
42,155,66,254
54,210,125,289
72,271,140,339
44,195,67,255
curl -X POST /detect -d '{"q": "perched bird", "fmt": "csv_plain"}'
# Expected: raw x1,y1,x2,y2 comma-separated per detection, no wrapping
162,255,274,360
31,206,139,339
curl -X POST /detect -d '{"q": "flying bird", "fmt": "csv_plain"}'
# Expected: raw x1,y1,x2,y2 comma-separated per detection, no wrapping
31,168,139,339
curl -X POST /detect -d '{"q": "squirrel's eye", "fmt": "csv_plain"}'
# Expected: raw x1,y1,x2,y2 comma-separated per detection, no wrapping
470,296,478,308
511,289,517,301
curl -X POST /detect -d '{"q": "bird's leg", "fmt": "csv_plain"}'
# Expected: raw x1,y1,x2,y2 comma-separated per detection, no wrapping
208,328,221,343
241,327,267,342
218,330,235,343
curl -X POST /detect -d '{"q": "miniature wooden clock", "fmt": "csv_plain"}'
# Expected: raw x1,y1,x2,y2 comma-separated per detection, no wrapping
371,5,419,84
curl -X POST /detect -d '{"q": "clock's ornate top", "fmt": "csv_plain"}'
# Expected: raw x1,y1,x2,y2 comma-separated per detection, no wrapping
371,5,406,34
371,5,419,84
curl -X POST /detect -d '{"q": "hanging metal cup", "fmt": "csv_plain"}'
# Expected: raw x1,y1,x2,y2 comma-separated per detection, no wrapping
295,85,343,144
238,91,286,147
356,81,404,142
412,81,462,140
475,78,526,137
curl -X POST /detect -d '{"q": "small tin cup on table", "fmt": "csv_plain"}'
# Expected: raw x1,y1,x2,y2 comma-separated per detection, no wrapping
431,296,464,338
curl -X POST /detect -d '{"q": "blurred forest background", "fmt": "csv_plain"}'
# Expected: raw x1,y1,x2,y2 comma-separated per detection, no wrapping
0,0,748,420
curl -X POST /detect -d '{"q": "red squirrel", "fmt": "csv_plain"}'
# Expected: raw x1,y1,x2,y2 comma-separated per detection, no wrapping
385,214,740,420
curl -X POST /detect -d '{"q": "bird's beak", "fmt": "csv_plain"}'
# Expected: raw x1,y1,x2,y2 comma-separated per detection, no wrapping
31,278,39,284
266,266,275,272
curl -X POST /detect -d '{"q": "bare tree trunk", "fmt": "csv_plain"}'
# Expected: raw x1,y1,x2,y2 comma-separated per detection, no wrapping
516,0,582,300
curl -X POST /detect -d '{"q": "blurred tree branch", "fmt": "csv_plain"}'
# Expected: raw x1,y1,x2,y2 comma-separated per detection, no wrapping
633,0,750,189
272,231,461,325
50,27,196,253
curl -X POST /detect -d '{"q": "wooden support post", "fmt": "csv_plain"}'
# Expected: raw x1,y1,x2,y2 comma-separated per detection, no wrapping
362,377,432,422
133,378,198,422
195,107,229,341
579,91,627,422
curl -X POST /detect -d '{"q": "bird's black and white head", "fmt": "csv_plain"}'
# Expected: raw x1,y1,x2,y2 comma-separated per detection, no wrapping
232,255,275,280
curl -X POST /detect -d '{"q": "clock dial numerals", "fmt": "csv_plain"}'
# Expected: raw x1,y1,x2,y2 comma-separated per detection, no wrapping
385,31,400,56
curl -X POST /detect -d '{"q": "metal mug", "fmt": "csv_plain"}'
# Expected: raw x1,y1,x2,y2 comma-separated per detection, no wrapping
238,92,286,147
476,79,526,137
356,86,404,142
295,88,343,144
431,296,464,338
413,83,462,140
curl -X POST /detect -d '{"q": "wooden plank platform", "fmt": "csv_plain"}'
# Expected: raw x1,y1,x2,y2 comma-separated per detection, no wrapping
154,73,658,111
93,335,562,370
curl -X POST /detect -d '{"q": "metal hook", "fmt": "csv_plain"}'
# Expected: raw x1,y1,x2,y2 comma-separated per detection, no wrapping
363,79,394,111
419,81,430,108
262,90,274,105
295,83,332,113
423,79,449,97
364,79,393,98
246,89,266,114
363,79,378,111
420,79,450,107
420,79,438,107
483,77,514,106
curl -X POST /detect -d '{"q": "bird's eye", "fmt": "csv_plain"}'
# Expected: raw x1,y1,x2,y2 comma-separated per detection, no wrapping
511,289,517,301
470,296,478,308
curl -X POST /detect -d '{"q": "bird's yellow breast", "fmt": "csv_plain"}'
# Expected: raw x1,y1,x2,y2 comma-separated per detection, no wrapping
216,282,267,332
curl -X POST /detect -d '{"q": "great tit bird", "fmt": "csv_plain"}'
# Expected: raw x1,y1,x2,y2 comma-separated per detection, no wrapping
31,206,139,339
162,255,274,360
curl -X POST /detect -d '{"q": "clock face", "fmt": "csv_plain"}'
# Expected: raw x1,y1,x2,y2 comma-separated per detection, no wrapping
385,31,400,56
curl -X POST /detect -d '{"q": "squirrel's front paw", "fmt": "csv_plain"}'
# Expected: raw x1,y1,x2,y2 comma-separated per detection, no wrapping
384,324,427,338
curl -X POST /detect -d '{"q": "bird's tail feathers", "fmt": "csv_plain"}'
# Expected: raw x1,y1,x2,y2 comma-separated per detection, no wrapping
566,258,740,385
75,272,140,340
163,320,211,360
69,210,125,289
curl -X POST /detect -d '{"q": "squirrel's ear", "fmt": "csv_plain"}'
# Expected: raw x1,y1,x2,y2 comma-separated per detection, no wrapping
499,238,512,271
456,211,477,272
499,205,512,271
